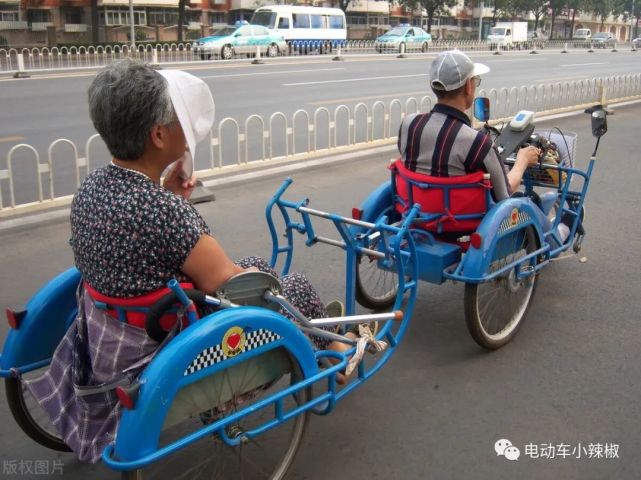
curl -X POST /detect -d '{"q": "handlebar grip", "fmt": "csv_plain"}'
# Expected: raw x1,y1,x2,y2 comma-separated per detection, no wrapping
145,289,207,343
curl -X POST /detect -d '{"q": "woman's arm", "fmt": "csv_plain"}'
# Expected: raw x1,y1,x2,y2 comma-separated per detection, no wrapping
181,234,246,293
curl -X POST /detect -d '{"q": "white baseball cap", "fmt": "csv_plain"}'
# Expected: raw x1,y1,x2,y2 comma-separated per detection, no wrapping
157,69,215,163
430,49,490,91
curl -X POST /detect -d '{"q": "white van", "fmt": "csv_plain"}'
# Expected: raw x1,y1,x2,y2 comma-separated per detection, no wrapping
250,5,346,48
573,28,592,41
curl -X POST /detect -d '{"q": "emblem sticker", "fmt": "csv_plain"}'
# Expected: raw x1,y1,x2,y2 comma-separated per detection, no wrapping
222,326,246,358
509,208,519,226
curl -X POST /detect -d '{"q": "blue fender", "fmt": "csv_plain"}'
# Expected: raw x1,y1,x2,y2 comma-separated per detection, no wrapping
458,197,548,282
350,181,393,235
112,306,318,465
0,267,81,377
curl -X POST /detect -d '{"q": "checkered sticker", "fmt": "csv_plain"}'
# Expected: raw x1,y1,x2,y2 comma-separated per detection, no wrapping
498,210,531,234
184,328,281,376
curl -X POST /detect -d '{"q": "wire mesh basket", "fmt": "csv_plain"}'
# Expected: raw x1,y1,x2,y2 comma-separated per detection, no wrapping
528,129,578,187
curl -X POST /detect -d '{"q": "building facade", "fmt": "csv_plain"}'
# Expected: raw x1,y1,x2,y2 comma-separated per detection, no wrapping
0,0,636,47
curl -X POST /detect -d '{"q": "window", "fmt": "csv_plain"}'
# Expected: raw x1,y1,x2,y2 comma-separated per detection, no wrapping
293,13,309,28
103,9,146,26
278,17,289,28
149,10,178,26
252,26,269,35
251,11,276,28
346,13,366,25
310,14,324,28
237,25,252,37
64,8,83,24
406,28,414,36
329,15,344,28
209,12,226,25
0,10,19,22
27,9,51,23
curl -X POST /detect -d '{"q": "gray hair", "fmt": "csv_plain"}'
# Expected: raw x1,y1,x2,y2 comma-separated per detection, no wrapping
88,59,175,161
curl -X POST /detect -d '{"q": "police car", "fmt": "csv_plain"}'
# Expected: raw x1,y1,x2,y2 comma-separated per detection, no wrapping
193,21,287,60
375,25,432,53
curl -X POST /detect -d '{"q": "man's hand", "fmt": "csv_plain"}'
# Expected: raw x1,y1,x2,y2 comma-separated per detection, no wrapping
516,145,541,167
163,159,196,200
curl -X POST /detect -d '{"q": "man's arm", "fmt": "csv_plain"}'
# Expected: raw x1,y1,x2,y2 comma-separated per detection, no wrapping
482,145,541,200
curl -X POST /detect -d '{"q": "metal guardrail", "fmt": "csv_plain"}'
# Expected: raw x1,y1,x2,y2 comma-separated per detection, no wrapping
1,74,641,218
1,39,636,74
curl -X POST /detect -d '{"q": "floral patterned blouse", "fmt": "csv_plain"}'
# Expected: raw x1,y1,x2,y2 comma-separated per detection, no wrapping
69,163,210,297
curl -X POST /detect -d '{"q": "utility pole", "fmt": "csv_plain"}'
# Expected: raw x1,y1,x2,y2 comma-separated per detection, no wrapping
129,0,136,49
478,0,484,40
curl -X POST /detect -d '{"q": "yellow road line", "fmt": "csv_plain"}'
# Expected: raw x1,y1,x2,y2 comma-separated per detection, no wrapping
0,135,26,144
309,91,427,106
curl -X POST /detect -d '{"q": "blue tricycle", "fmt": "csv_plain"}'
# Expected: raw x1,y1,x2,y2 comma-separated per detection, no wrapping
1,182,422,479
352,101,609,349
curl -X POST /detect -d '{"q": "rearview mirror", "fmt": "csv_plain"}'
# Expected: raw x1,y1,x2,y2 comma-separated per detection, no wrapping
473,97,490,123
585,105,608,138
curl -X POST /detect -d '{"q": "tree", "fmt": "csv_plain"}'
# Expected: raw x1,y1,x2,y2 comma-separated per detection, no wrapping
335,0,350,12
525,0,550,33
547,0,565,39
90,0,99,44
399,0,458,33
177,0,187,43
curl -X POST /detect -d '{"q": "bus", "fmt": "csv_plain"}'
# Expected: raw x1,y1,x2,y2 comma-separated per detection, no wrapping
250,5,347,50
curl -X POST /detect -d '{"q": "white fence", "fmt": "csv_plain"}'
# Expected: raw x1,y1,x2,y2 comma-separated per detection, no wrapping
1,39,632,74
1,74,641,218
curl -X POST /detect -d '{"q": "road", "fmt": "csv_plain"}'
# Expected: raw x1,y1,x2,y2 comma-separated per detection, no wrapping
0,104,639,479
1,49,640,208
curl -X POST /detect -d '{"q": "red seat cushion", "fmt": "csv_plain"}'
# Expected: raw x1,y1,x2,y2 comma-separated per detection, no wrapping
392,159,491,233
85,282,195,330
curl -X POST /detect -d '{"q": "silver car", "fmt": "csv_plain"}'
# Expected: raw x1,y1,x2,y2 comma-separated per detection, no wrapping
633,37,641,49
590,32,616,48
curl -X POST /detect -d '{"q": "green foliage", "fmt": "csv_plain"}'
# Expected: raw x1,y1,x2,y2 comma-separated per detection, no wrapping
399,0,459,32
186,29,201,40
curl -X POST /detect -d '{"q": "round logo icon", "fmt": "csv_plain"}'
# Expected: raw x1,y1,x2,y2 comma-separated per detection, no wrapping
509,208,519,227
222,326,246,358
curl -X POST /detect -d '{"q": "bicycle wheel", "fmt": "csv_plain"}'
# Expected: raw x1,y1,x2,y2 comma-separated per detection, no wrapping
464,226,538,349
5,367,70,452
355,208,401,311
122,348,309,480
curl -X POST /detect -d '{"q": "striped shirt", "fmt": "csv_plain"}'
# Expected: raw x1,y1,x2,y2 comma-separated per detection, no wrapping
397,103,511,200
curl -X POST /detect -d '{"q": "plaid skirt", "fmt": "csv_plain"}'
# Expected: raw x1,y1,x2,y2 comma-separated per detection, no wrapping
24,257,330,463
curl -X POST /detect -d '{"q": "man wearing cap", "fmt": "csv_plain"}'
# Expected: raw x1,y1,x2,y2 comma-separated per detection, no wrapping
398,49,539,200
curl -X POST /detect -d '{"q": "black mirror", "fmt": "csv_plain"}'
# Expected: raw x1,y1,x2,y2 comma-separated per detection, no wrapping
473,97,490,122
591,110,607,137
585,105,608,138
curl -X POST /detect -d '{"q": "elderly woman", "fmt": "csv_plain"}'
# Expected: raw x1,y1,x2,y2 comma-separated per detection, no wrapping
26,59,355,463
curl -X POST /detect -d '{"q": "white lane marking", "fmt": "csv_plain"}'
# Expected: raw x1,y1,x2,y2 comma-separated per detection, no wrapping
284,73,427,86
486,58,546,62
200,67,345,79
559,62,609,67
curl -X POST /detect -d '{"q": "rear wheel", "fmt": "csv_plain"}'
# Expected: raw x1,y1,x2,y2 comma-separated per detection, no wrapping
464,226,538,349
221,44,233,60
267,43,278,57
355,208,401,311
5,368,70,452
122,348,309,480
421,41,429,52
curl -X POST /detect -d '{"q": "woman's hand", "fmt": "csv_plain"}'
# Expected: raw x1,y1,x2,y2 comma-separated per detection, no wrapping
163,158,196,200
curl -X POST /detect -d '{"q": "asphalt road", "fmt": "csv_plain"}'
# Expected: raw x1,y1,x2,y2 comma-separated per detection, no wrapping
0,104,639,479
2,49,640,208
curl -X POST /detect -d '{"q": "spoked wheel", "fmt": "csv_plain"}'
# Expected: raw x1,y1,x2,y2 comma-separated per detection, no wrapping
221,45,233,60
267,43,278,57
355,209,401,311
464,226,539,349
5,368,70,452
122,348,309,480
